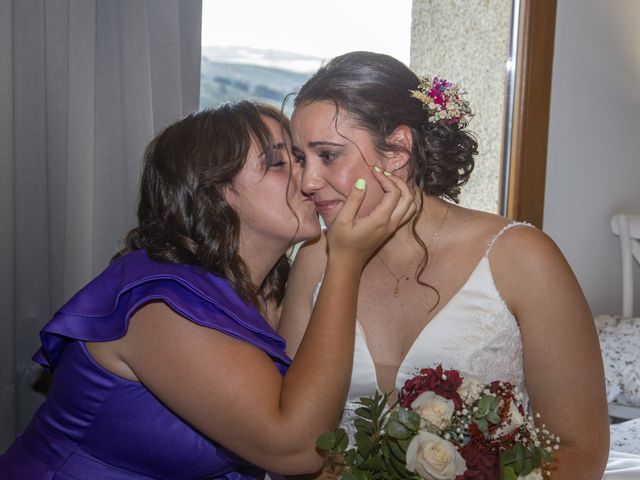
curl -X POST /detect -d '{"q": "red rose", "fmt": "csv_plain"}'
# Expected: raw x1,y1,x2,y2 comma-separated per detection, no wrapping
459,440,500,480
399,365,464,409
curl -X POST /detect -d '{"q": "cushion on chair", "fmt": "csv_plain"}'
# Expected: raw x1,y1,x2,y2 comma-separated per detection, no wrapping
610,418,640,455
595,315,640,408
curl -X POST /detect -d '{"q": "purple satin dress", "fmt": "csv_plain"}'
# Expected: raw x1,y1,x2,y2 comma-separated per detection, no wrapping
0,250,291,479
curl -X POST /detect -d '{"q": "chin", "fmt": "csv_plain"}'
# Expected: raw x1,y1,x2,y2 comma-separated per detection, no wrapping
299,225,322,243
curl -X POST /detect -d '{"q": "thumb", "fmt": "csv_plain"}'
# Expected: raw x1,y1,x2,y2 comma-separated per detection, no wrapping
334,178,367,224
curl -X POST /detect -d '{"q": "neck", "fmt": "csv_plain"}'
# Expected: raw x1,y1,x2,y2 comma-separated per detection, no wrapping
237,233,288,291
376,194,449,262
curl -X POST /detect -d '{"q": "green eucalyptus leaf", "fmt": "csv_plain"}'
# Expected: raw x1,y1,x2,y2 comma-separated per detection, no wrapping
335,429,349,452
502,466,517,480
316,432,336,450
358,397,375,407
354,418,373,434
475,418,488,433
342,473,359,480
521,458,534,476
532,446,542,467
387,438,407,462
477,394,494,412
500,448,516,466
355,432,372,456
355,407,372,420
360,455,385,470
515,450,525,472
514,442,525,456
387,454,410,479
380,439,392,459
487,410,502,425
344,449,358,466
355,470,369,480
387,419,412,439
397,408,421,431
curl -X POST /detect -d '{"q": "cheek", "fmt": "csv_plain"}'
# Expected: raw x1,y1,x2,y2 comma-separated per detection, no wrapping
329,161,373,196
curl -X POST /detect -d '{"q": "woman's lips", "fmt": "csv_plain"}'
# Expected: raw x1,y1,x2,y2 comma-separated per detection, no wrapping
314,200,342,214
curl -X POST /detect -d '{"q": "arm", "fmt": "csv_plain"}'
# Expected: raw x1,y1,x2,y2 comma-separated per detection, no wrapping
491,227,609,480
278,234,328,358
117,173,415,475
121,252,361,474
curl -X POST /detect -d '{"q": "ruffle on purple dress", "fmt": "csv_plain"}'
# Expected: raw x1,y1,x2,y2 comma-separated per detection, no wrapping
0,250,291,479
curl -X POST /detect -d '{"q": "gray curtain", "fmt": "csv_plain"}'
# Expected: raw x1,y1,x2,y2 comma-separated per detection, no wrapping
0,0,202,450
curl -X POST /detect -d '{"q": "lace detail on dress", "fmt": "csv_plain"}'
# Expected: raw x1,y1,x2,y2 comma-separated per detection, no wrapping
453,281,527,400
338,404,361,443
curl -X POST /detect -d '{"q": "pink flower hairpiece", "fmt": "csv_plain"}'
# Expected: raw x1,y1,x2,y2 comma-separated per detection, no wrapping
410,76,474,128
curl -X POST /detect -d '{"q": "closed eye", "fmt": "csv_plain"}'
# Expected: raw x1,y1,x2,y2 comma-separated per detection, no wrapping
292,148,306,166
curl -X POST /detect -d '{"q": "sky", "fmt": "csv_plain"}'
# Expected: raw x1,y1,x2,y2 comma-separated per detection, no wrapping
201,0,412,64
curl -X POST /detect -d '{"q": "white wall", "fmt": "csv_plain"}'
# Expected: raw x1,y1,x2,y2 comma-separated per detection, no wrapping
544,0,640,316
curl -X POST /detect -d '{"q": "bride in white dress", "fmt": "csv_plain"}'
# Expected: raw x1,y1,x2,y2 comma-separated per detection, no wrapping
278,51,640,479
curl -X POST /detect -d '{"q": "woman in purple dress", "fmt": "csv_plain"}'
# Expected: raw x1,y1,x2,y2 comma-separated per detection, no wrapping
0,101,415,479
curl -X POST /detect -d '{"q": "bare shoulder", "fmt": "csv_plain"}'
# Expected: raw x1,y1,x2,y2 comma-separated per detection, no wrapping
488,223,566,272
446,204,511,245
487,224,582,316
448,204,554,261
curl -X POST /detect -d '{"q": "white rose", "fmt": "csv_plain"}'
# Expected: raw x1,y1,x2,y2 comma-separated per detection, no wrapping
457,375,484,405
495,400,526,436
406,431,467,480
411,391,455,429
518,469,543,480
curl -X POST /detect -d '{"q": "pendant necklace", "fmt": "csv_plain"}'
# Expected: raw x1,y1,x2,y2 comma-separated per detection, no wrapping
376,202,450,297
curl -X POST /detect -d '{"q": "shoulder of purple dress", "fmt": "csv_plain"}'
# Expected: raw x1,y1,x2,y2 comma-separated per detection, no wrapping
33,250,291,370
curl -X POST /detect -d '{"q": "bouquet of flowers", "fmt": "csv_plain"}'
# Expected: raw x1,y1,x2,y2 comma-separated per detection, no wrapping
317,365,559,480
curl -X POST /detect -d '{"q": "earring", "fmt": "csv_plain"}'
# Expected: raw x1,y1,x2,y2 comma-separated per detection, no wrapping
393,161,403,171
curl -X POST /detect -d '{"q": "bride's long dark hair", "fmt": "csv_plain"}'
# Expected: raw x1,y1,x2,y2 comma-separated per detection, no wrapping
114,101,291,308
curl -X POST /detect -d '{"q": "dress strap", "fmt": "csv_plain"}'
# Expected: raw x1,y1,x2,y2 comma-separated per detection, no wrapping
485,221,536,256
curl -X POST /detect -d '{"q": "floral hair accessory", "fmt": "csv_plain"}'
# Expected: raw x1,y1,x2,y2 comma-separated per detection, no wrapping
410,76,474,129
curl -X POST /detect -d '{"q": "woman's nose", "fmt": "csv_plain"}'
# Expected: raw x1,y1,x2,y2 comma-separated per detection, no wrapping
300,161,324,195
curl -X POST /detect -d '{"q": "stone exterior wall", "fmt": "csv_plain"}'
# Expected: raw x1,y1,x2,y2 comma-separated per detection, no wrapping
411,0,513,212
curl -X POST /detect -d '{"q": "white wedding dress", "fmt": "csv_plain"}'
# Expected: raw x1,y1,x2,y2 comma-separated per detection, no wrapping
313,222,640,479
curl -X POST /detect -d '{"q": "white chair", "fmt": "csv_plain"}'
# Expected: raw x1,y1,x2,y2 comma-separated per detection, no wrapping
596,213,640,421
611,213,640,317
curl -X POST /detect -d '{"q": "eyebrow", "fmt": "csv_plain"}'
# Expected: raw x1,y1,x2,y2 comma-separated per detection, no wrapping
259,143,287,157
308,141,347,148
291,141,347,152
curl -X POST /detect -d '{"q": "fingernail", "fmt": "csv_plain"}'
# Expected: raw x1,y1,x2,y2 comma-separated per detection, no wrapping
373,166,383,173
355,178,366,190
383,170,392,176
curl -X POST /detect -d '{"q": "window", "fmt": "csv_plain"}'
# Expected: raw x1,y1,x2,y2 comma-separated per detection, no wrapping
200,0,412,113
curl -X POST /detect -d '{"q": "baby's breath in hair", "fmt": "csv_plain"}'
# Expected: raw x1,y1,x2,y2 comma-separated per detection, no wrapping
410,76,474,128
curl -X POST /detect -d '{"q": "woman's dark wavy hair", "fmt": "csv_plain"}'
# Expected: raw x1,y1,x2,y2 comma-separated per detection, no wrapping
294,51,477,202
294,51,478,309
113,101,291,308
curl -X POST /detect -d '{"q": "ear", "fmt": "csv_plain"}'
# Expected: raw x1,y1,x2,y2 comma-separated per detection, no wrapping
379,125,413,173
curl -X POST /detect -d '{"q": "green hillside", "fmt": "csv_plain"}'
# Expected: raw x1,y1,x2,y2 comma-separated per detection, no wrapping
199,57,312,115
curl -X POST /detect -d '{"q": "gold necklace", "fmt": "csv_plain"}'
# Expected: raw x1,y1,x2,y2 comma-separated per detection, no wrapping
376,202,450,297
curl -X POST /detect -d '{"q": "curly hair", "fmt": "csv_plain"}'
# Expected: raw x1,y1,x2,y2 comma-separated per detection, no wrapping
293,51,477,203
113,101,291,308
